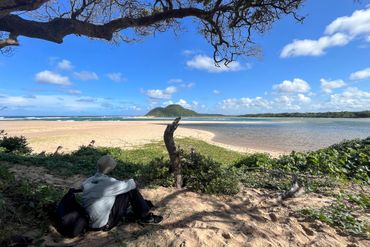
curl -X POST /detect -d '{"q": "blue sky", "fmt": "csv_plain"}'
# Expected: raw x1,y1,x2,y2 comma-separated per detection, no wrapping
0,0,370,116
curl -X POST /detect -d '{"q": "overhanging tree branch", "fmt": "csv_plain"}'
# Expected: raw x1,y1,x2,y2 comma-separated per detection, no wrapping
0,0,49,16
0,0,305,63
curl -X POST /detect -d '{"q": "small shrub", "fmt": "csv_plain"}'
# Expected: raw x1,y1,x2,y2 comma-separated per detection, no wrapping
234,153,272,169
0,135,32,154
140,157,174,187
182,152,240,195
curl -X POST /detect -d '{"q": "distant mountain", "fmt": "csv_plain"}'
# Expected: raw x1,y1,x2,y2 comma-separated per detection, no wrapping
146,104,199,117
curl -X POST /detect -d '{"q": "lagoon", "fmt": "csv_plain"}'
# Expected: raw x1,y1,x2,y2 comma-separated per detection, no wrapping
181,118,370,152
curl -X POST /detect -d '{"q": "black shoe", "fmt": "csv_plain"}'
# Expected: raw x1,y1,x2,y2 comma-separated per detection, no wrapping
140,213,163,224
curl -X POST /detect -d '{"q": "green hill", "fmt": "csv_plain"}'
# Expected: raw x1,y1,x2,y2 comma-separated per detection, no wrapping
146,104,199,117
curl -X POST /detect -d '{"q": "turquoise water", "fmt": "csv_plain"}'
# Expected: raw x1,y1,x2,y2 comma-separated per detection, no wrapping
1,116,369,152
181,118,370,152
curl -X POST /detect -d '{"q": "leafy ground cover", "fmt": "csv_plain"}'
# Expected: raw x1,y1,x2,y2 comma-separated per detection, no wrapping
0,165,63,243
298,192,370,237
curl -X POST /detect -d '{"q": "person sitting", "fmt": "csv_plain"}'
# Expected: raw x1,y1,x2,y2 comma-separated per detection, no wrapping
81,155,162,230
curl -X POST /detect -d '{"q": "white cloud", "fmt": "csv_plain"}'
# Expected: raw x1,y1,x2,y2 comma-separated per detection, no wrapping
320,78,346,93
168,79,194,88
35,70,72,86
129,105,141,111
176,99,191,108
275,95,294,105
186,55,243,73
349,67,370,80
57,59,73,70
367,35,370,42
162,100,173,106
273,78,311,94
281,7,370,58
143,86,177,100
76,97,97,103
297,94,311,104
168,79,183,83
325,7,370,37
219,97,271,110
0,94,103,112
213,90,221,95
0,93,146,115
74,71,99,80
107,72,125,82
162,99,200,110
181,82,195,88
182,49,200,56
328,87,370,110
274,95,302,110
67,90,81,95
281,33,351,58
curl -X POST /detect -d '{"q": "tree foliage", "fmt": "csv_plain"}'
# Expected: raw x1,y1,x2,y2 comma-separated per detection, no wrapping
0,0,304,62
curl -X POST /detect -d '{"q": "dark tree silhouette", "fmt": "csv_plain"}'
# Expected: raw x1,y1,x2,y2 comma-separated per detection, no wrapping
0,0,304,62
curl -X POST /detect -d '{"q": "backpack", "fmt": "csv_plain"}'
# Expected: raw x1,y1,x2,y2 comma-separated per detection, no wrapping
55,189,89,238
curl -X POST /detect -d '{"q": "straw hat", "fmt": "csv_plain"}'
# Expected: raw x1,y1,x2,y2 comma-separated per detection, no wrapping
97,155,117,174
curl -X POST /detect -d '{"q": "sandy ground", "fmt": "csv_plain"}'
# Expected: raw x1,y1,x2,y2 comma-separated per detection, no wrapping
8,164,370,247
0,121,284,156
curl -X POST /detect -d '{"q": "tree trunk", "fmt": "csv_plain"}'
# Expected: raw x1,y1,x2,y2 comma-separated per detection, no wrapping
164,117,182,188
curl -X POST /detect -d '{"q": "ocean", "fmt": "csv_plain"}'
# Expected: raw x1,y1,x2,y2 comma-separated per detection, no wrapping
1,116,369,152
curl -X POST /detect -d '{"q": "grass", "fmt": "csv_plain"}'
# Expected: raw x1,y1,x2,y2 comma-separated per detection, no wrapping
0,137,244,178
120,137,244,165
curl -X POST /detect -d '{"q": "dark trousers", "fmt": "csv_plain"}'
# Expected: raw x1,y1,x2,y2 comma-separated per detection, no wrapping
104,188,150,230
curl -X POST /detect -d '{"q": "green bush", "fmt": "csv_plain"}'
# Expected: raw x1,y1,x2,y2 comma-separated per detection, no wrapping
267,138,370,182
140,157,174,187
234,153,272,169
0,135,32,154
182,152,240,195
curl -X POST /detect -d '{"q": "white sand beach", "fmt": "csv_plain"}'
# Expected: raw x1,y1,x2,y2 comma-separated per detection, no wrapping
0,120,284,156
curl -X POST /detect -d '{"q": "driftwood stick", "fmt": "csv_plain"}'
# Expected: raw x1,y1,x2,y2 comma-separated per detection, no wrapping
164,117,182,188
280,174,304,200
53,145,63,156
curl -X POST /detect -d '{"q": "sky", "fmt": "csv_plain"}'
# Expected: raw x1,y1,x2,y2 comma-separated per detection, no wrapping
0,0,370,116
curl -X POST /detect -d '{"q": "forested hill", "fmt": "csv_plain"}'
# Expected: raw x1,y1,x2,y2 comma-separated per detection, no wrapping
239,111,370,118
146,104,199,117
145,104,223,117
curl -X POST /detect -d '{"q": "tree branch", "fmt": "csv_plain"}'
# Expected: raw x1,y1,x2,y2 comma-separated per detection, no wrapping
0,0,305,63
0,7,208,44
0,0,49,16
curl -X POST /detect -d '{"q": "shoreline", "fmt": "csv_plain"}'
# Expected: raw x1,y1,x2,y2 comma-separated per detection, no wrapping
0,120,284,156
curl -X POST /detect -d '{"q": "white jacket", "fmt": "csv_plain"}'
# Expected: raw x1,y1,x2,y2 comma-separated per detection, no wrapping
81,173,136,228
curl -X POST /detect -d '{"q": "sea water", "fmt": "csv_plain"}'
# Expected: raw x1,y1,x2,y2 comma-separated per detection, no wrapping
1,116,369,152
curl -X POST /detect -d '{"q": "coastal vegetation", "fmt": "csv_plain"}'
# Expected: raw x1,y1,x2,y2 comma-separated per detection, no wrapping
146,104,199,117
239,110,370,118
0,129,369,241
145,104,223,117
146,105,370,118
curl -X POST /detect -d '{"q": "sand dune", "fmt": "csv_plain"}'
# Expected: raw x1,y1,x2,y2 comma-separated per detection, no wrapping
8,164,369,247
